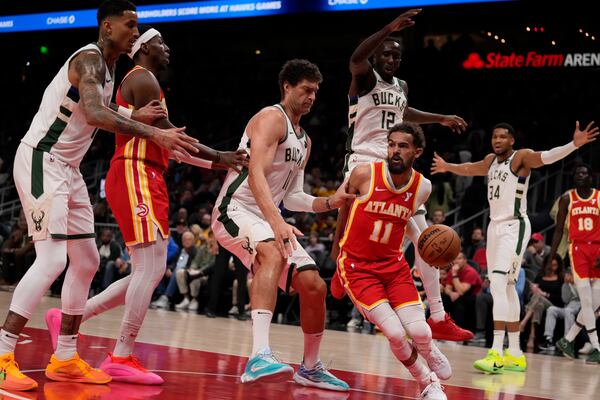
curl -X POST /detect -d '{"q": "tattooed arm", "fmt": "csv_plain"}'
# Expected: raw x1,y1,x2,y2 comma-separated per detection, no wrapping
68,51,197,156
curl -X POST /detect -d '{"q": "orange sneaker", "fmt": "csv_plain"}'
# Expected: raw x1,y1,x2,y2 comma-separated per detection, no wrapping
45,353,112,384
428,313,475,341
0,352,38,391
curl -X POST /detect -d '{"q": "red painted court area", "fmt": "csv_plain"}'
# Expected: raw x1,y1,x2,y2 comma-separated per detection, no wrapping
1,328,548,400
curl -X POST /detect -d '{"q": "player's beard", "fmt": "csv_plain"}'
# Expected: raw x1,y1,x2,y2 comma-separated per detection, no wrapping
388,155,411,175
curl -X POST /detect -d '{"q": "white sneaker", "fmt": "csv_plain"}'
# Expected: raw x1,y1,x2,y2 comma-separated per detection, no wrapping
420,373,446,400
422,343,452,380
151,295,169,309
176,298,191,310
228,305,239,315
579,342,594,355
188,299,199,311
346,317,362,328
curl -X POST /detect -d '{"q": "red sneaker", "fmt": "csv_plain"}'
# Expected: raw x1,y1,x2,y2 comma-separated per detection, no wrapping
330,269,346,300
427,313,474,341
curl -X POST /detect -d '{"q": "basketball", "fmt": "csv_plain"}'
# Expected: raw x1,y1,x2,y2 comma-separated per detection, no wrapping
417,224,461,268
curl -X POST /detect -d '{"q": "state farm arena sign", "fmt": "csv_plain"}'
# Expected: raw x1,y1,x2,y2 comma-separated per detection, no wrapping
463,51,600,69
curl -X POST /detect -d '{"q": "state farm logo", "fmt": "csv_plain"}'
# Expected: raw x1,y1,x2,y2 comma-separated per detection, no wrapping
463,51,600,69
463,53,485,69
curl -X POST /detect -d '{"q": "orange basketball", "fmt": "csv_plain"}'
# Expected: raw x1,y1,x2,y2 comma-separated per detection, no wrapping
417,224,461,268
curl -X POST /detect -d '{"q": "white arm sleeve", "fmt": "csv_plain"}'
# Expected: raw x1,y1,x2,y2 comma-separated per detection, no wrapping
414,177,432,212
283,171,316,212
540,141,577,165
171,151,213,169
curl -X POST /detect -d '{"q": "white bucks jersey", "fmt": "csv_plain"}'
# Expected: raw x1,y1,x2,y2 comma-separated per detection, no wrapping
216,104,309,217
346,70,407,160
487,152,529,221
21,43,114,167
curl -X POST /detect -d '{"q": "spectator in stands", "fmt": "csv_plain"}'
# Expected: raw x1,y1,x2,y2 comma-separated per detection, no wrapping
0,210,35,284
152,231,197,309
539,270,580,351
464,227,486,260
189,224,205,247
175,231,217,311
427,173,455,215
305,232,326,267
524,232,551,277
443,251,482,333
428,208,446,226
97,228,123,291
520,255,564,351
205,244,247,319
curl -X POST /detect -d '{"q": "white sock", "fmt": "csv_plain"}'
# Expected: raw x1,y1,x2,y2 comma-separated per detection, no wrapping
251,309,272,356
492,330,505,353
113,320,139,357
0,329,19,355
55,334,78,360
508,331,522,356
428,297,445,323
589,330,600,350
565,323,582,342
303,332,323,369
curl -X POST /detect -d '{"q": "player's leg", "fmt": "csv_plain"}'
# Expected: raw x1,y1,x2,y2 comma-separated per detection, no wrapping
1,145,72,390
290,266,349,391
363,303,446,399
98,232,167,384
212,210,293,383
474,221,507,373
406,214,474,341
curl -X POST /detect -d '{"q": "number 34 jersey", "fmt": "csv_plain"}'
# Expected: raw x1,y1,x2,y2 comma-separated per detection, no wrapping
347,70,407,160
487,152,530,222
567,188,600,243
339,162,431,262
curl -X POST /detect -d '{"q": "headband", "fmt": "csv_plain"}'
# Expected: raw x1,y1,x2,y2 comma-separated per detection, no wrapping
128,28,160,59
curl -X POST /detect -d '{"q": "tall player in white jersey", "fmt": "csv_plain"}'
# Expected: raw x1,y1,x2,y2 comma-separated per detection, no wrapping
0,0,199,392
212,60,352,390
332,9,472,342
432,121,598,374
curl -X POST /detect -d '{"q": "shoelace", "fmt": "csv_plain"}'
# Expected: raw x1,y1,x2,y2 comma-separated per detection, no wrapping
2,357,24,377
126,355,148,372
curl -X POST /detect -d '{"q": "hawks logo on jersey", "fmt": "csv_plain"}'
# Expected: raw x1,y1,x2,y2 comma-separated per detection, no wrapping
339,162,422,262
568,189,600,243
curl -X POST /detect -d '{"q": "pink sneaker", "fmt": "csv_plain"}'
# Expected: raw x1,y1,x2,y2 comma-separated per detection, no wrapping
45,308,62,351
100,354,164,385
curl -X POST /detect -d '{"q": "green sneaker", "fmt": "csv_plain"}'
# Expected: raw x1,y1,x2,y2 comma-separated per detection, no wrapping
473,349,504,374
503,349,527,372
556,337,576,359
585,348,600,364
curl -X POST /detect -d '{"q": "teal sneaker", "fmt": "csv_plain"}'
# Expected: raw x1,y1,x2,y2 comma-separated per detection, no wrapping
556,337,576,359
585,348,600,364
240,349,294,384
293,360,350,392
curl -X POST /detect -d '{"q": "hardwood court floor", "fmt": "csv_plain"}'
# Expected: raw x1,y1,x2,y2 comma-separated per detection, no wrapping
0,292,598,400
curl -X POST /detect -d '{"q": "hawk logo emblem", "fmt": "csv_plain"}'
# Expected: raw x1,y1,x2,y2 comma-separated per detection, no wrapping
135,203,149,218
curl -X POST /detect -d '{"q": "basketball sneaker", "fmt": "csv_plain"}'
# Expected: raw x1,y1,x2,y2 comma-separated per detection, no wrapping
503,349,526,372
422,343,452,380
419,372,446,400
45,307,62,351
0,352,38,391
293,360,350,392
99,353,164,385
427,314,474,341
584,348,600,364
473,349,504,374
45,353,112,384
330,269,346,300
556,337,576,359
240,348,294,383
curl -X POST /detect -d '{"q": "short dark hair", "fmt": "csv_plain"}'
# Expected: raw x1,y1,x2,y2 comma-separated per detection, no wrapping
137,24,153,36
97,0,136,25
573,162,592,176
493,122,516,137
278,59,322,98
387,122,426,149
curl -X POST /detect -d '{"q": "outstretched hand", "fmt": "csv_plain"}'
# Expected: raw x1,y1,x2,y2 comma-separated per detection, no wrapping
215,149,249,172
440,115,468,134
387,9,422,32
431,152,448,175
573,121,599,148
328,180,356,209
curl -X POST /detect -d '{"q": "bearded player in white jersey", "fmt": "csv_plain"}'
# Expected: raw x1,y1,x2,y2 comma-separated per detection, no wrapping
0,0,199,392
331,9,473,342
432,121,598,374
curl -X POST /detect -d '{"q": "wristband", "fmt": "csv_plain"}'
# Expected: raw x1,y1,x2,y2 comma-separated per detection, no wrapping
117,105,133,119
326,198,332,210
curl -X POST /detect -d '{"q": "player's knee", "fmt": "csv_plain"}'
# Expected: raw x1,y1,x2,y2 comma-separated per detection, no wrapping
256,245,286,271
68,239,100,275
298,272,326,300
405,321,432,344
